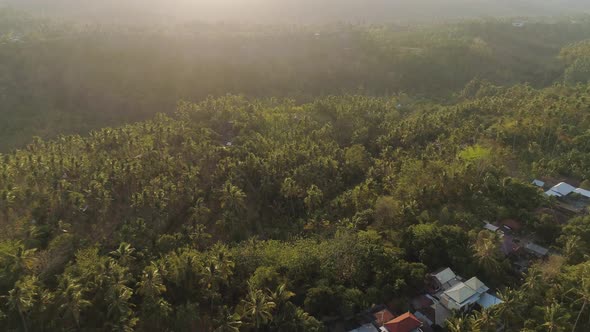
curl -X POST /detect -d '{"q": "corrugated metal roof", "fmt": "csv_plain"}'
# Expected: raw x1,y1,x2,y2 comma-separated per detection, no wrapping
433,268,456,285
444,282,478,304
545,182,576,197
525,242,549,256
574,188,590,198
484,223,499,232
464,277,489,294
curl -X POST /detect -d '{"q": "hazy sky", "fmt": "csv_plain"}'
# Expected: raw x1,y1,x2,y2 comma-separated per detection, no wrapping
2,0,590,23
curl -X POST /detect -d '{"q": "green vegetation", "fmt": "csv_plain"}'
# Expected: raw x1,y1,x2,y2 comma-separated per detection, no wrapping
4,11,590,151
2,8,590,332
0,82,589,330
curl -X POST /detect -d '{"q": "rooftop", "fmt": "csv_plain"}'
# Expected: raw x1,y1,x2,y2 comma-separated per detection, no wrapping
373,309,395,328
574,188,590,198
432,267,456,285
464,277,489,294
545,182,576,197
484,223,499,232
384,312,422,332
444,282,479,305
525,242,549,257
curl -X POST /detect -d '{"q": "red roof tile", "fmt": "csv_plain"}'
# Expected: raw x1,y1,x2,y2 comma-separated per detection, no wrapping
373,309,395,327
384,312,422,332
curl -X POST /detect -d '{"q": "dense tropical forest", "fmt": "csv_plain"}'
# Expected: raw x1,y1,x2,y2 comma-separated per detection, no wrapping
2,6,590,332
3,9,590,151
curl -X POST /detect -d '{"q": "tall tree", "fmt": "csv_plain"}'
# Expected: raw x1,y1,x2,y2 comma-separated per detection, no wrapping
239,283,276,329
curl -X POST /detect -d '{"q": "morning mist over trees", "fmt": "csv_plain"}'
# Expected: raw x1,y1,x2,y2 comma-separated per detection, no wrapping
3,0,590,23
1,1,590,332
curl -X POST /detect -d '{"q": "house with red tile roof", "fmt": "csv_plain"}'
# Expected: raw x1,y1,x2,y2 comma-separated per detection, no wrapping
349,308,425,332
373,308,395,328
383,312,423,332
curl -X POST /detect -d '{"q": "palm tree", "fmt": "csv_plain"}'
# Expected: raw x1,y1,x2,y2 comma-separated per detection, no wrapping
189,198,210,224
468,309,495,332
57,276,90,329
137,264,166,299
2,242,38,276
137,264,170,328
523,267,544,296
569,278,590,332
240,283,276,329
492,287,523,329
563,235,581,263
219,182,247,232
214,312,242,332
220,182,246,214
106,283,138,332
268,284,295,308
109,242,135,266
5,276,39,332
446,316,468,332
204,244,235,293
266,284,297,330
472,231,501,276
540,302,570,332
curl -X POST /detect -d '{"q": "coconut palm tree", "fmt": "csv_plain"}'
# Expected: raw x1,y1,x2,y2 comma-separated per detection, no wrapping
523,267,544,296
540,302,570,332
2,242,38,276
57,276,90,329
468,309,496,332
268,283,295,308
109,242,135,266
240,283,276,329
569,277,590,332
137,264,166,299
214,311,242,332
446,316,468,332
203,244,235,294
472,231,501,277
5,276,40,332
563,235,581,263
493,288,522,329
220,182,246,214
137,264,170,328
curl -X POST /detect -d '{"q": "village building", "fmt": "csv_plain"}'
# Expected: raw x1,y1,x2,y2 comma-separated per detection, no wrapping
545,182,576,197
545,182,590,215
524,242,549,257
545,182,590,199
422,268,502,327
349,309,424,332
373,309,396,328
382,312,423,332
483,222,500,233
